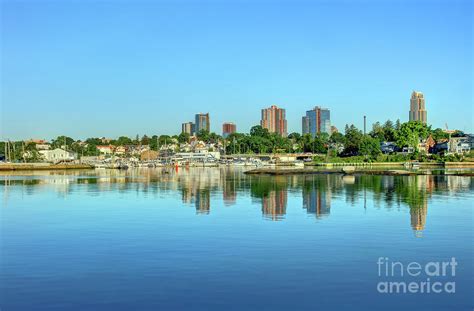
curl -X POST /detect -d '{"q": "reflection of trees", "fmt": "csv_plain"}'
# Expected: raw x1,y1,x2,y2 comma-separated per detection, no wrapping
2,169,472,233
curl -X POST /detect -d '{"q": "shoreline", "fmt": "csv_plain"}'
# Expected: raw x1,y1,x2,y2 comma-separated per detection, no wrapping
0,162,473,177
243,167,474,176
0,163,94,171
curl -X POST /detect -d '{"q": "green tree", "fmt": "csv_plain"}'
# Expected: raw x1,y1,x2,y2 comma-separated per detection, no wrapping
250,125,270,138
312,133,328,154
208,132,221,143
396,121,429,151
288,132,302,152
382,120,396,141
302,134,313,153
178,132,190,144
51,136,74,149
343,125,363,156
141,135,150,145
360,135,381,159
430,128,449,141
115,136,133,146
370,122,385,141
196,130,210,142
150,135,159,151
395,119,401,131
330,132,345,145
158,135,171,146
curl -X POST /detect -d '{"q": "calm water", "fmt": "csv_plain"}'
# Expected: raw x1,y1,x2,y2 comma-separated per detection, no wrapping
1,168,472,310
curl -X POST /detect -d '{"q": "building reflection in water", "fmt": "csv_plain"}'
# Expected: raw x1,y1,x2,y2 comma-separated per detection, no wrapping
1,169,473,235
408,175,431,237
410,204,427,237
195,190,210,214
302,176,331,218
261,189,287,221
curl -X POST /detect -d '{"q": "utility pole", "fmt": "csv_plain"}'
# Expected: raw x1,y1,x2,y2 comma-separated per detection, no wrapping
363,115,367,135
22,142,25,163
12,141,16,161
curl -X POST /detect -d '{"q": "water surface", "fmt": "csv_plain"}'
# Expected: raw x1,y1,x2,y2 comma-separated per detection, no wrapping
1,168,472,310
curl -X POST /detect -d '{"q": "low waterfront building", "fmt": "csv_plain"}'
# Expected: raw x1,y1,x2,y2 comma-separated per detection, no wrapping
39,148,77,163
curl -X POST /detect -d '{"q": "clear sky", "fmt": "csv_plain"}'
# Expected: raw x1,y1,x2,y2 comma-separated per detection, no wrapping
1,0,472,140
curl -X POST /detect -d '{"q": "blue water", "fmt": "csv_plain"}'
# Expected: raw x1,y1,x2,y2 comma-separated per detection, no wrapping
1,168,472,310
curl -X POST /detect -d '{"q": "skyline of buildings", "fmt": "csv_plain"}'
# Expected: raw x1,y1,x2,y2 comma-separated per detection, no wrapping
302,106,331,137
260,105,288,137
178,91,431,138
409,91,427,124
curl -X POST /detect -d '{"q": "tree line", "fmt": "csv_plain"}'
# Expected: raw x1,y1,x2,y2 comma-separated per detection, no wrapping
1,119,466,163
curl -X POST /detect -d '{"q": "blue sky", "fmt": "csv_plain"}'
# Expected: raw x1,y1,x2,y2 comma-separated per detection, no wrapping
1,0,472,140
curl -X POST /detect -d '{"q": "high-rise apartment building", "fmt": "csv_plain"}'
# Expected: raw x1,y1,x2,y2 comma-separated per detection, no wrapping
181,122,194,135
409,91,427,124
195,113,210,134
302,106,331,137
222,122,236,138
260,105,287,137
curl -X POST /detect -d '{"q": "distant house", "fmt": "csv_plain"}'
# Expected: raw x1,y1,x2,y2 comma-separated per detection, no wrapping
100,137,113,144
122,145,150,156
179,143,192,152
39,148,77,163
35,143,51,151
418,135,436,153
434,137,471,154
465,134,474,150
380,142,397,154
115,146,128,155
26,139,47,144
96,145,115,155
402,146,415,154
449,137,470,154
